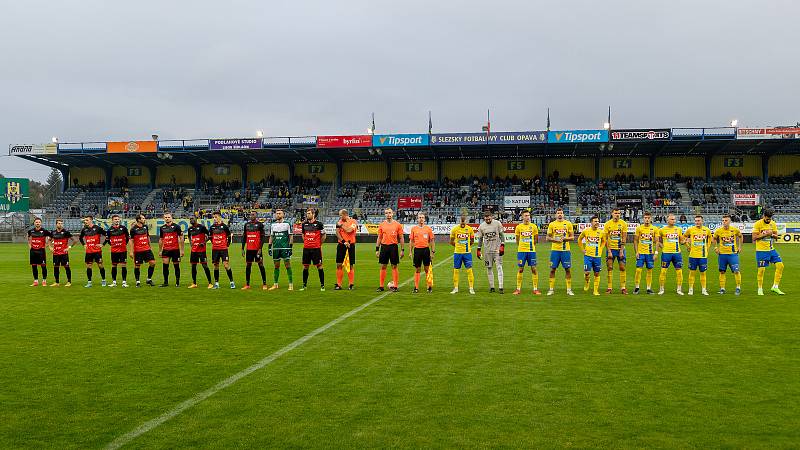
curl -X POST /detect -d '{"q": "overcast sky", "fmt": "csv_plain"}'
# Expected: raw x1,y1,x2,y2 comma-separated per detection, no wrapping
1,0,798,181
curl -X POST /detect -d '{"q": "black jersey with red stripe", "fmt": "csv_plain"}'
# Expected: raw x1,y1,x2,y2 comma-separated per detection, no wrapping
106,225,130,253
129,224,151,252
159,223,182,251
80,224,105,254
302,221,324,249
51,229,72,256
28,227,50,250
188,224,209,253
209,223,231,250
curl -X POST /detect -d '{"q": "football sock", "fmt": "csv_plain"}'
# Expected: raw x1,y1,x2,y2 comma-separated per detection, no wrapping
213,268,219,282
191,265,197,283
516,271,523,290
121,266,127,281
259,265,266,284
646,269,653,289
687,270,696,289
65,266,71,283
317,267,324,286
453,269,460,288
607,271,613,289
659,269,667,289
302,267,309,286
548,275,555,290
347,266,354,284
379,267,386,287
87,267,93,281
620,270,627,288
700,271,706,290
135,267,141,281
41,265,47,280
54,266,60,283
336,267,343,286
32,265,38,280
593,274,601,292
533,271,538,290
676,268,683,289
774,262,784,286
147,265,154,280
111,266,117,281
274,267,280,284
173,263,180,284
162,264,169,284
496,264,503,287
285,267,292,283
635,268,642,287
245,264,252,285
99,267,106,280
202,265,211,283
414,272,420,289
565,274,572,291
226,268,233,281
392,267,399,286
466,268,474,289
734,271,741,288
719,273,726,290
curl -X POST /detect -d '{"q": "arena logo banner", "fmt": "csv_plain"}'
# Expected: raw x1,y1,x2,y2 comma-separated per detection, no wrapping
372,134,430,147
398,196,423,209
430,131,546,146
9,143,58,155
209,138,262,150
547,130,609,143
503,195,531,208
737,127,800,140
0,178,29,212
317,135,373,148
610,129,671,141
732,193,759,206
107,141,157,153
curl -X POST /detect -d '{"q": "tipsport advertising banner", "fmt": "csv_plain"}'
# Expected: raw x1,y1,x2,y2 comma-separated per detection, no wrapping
547,130,609,143
372,134,430,147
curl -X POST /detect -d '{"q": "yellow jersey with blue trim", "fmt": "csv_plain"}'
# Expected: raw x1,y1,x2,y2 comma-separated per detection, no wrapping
547,220,573,251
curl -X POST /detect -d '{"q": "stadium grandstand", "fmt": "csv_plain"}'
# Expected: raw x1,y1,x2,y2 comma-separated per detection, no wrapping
9,126,800,238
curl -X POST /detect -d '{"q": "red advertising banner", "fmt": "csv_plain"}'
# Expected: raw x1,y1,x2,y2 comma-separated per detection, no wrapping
317,135,372,148
398,196,423,209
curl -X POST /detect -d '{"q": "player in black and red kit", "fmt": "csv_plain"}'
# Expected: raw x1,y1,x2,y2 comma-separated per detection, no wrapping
209,211,235,289
129,213,156,287
27,217,51,286
106,214,130,288
49,218,74,286
158,212,184,287
301,208,326,291
241,211,267,290
187,216,213,289
79,215,106,288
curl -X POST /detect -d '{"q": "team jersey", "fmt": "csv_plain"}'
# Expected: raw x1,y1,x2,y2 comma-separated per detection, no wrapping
28,227,50,250
106,225,129,253
51,229,72,256
337,218,358,244
603,219,627,250
187,224,209,253
159,223,182,251
659,225,683,254
409,225,434,249
635,224,659,255
208,222,231,250
685,225,712,258
242,220,266,251
515,223,539,253
450,224,474,254
129,224,152,252
80,224,105,254
476,220,504,252
753,219,778,251
302,220,325,249
714,226,742,255
270,221,292,249
547,220,573,251
378,220,404,245
579,227,605,257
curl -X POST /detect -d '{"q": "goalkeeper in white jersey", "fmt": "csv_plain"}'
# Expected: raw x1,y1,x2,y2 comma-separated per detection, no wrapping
476,211,506,293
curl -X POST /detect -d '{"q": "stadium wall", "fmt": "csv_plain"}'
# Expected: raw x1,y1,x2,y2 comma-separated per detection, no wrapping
248,163,290,183
599,157,648,178
492,159,542,179
711,155,761,177
69,167,105,186
655,156,704,178
442,160,489,180
156,165,196,186
391,161,436,181
111,166,150,185
201,164,242,183
295,162,336,182
343,161,387,182
768,155,800,177
547,158,594,179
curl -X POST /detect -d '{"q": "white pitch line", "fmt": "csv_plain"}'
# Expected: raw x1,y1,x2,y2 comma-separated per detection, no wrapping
105,257,450,449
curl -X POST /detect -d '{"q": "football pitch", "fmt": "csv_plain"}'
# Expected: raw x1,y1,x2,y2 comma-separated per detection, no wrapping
1,243,798,449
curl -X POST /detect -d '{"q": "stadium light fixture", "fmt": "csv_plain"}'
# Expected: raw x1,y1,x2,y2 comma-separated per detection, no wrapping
366,127,374,135
368,148,374,155
151,134,159,141
599,144,606,151
608,143,614,151
376,148,383,155
603,122,611,130
256,130,264,138
730,119,738,127
51,136,58,143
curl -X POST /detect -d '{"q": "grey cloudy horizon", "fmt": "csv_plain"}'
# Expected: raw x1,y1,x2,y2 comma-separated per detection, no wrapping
1,0,798,181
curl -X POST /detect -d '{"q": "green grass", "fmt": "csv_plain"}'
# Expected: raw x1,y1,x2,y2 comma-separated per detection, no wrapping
1,243,798,449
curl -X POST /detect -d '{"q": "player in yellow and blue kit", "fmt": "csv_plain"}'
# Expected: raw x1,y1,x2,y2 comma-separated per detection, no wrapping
449,214,475,295
634,212,659,294
578,216,605,296
752,209,785,295
604,209,628,294
514,210,540,295
657,213,685,295
546,208,574,296
713,214,743,295
684,215,712,296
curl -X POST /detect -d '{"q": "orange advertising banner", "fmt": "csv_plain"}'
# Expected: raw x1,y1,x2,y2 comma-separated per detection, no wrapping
107,141,158,153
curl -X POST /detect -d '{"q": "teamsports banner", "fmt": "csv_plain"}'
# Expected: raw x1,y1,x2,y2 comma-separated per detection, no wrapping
733,193,760,206
503,195,531,208
372,134,429,147
9,143,58,155
107,141,157,153
209,138,262,150
610,129,671,141
398,196,423,209
430,131,547,146
0,178,29,212
547,130,609,143
737,127,800,140
317,135,373,148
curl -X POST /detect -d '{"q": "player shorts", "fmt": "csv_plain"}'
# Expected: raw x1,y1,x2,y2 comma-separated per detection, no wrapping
245,249,263,264
111,252,127,265
336,243,356,264
190,251,208,265
718,254,740,272
272,249,291,261
84,252,103,265
756,250,782,268
584,255,602,273
211,249,229,264
161,249,181,263
413,247,431,268
660,253,683,269
53,254,70,267
302,248,323,265
134,250,155,265
517,251,537,268
29,249,46,266
378,244,400,265
482,251,501,269
453,253,473,269
607,248,626,263
549,250,572,269
636,254,654,269
688,257,708,272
